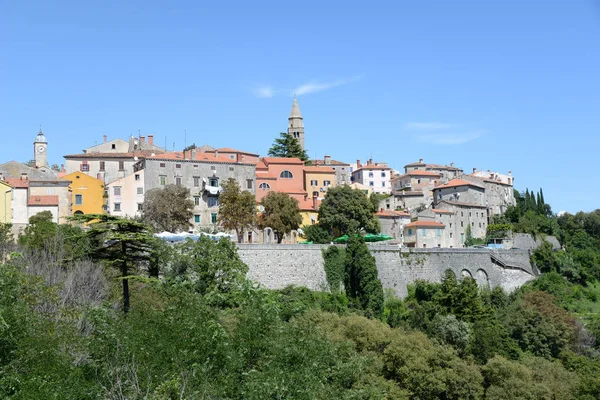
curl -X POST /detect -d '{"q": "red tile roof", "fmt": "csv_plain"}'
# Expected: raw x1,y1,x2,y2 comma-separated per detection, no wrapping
406,221,445,228
432,209,454,214
303,166,335,173
28,195,59,206
4,178,29,188
354,164,390,172
64,151,158,159
311,159,350,166
147,151,256,164
404,161,426,167
376,210,410,217
406,170,441,177
434,179,485,190
261,157,305,165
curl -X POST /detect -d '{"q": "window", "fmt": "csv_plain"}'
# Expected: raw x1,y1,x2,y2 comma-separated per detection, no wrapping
75,194,83,205
211,166,216,171
381,182,385,187
113,186,121,196
461,221,464,227
280,170,293,178
437,229,441,237
99,161,105,171
369,181,374,186
159,175,166,185
461,233,465,243
450,232,453,238
381,171,386,177
324,180,331,186
193,177,200,187
408,229,413,236
175,177,182,186
247,179,253,190
111,144,116,150
422,229,426,237
159,163,166,168
229,167,234,171
259,182,270,190
118,161,124,171
211,213,218,224
472,222,474,227
229,155,235,160
137,203,143,211
479,222,482,228
137,187,143,195
450,223,452,228
368,172,374,178
461,212,464,217
310,179,318,186
469,212,472,217
208,197,219,207
209,178,219,187
176,164,181,169
193,164,198,168
135,174,140,181
194,196,200,206
80,164,89,172
114,203,121,212
194,215,200,223
312,191,319,197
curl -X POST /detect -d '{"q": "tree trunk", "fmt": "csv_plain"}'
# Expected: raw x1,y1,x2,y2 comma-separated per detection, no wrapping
122,261,130,313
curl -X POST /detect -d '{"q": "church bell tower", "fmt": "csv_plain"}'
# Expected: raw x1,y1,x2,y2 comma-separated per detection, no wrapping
33,129,48,168
288,97,305,150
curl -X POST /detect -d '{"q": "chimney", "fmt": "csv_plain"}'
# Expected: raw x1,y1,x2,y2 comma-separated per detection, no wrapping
367,158,373,166
508,170,512,176
312,194,318,210
148,135,154,145
236,153,242,163
140,136,145,143
473,167,477,173
419,158,423,163
191,149,196,160
324,155,331,165
356,159,361,168
103,135,107,143
215,150,219,158
450,162,454,167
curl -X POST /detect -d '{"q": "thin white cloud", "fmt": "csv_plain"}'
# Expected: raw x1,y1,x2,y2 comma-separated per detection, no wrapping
406,122,455,130
253,86,276,98
418,132,483,145
293,76,360,96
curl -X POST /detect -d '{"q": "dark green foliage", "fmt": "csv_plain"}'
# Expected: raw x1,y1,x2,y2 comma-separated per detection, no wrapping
71,214,155,313
322,245,345,293
218,178,257,243
318,185,380,236
369,192,389,211
301,223,332,244
267,132,309,161
0,223,13,260
258,191,302,243
344,234,384,318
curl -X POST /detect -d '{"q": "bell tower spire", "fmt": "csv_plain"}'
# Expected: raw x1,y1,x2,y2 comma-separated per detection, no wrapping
33,128,48,168
288,96,305,150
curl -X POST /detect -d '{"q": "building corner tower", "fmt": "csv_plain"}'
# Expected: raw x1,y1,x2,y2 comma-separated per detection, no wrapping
33,129,48,168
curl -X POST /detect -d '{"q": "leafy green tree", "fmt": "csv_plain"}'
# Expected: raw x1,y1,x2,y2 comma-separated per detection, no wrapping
143,184,194,233
267,132,308,161
19,211,56,249
344,234,384,318
258,191,302,243
322,245,346,293
369,192,389,211
0,222,14,260
218,178,256,243
71,214,155,313
301,224,332,244
429,314,471,355
318,185,380,236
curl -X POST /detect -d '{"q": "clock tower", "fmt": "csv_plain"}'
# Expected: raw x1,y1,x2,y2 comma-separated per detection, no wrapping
33,129,48,168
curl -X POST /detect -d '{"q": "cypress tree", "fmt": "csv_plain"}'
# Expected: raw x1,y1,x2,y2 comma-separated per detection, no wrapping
344,233,384,318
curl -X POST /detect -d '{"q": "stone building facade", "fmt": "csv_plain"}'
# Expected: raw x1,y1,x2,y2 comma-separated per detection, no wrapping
310,155,351,186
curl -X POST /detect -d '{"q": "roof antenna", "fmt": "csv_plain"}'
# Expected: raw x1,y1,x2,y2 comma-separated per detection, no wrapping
184,129,187,149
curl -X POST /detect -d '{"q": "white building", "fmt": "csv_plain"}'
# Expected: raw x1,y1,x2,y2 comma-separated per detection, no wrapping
107,170,145,218
351,159,392,194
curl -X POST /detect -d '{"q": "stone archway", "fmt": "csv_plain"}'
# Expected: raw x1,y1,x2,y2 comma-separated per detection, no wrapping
475,269,490,288
263,228,274,244
461,269,473,279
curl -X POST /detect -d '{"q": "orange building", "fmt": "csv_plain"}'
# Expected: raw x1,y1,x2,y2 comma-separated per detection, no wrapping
255,157,306,203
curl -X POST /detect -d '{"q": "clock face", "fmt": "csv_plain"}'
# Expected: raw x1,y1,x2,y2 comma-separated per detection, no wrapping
37,146,45,153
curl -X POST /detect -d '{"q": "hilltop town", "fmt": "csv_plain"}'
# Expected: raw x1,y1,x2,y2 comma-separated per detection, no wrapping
0,98,516,248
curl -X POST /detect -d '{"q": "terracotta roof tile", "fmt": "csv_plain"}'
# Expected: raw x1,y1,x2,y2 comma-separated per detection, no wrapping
354,164,390,172
28,195,59,206
147,151,256,164
64,151,158,159
406,221,445,228
376,210,410,217
434,179,485,190
261,157,305,165
4,178,29,188
406,170,441,177
404,161,426,167
303,166,335,173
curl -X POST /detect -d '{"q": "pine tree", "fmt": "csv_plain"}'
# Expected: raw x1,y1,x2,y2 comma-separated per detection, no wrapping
268,132,309,161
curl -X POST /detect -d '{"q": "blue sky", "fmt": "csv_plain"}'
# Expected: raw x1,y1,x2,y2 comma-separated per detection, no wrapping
1,0,599,213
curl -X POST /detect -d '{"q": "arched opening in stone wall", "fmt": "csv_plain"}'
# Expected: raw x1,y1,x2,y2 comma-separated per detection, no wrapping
461,269,473,279
443,269,456,281
291,231,298,243
475,269,489,289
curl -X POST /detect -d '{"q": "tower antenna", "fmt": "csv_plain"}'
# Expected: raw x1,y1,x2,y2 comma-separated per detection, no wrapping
184,129,187,149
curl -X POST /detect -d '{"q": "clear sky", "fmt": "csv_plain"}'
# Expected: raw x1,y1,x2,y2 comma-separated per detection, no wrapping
1,0,599,213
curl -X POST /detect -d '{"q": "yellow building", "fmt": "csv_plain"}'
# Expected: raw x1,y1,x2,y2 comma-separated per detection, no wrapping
62,172,106,215
0,180,12,224
303,166,337,199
